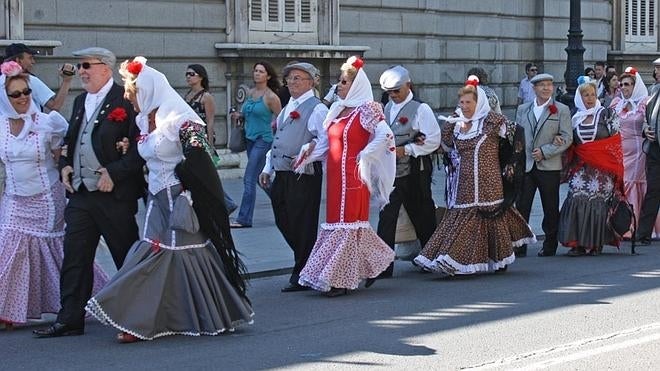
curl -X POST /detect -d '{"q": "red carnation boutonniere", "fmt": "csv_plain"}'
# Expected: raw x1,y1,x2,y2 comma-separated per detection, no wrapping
548,104,558,115
108,107,128,123
289,111,300,120
398,116,409,125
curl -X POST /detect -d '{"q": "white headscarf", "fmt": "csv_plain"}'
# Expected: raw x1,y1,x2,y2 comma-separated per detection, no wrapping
323,61,374,129
132,57,204,140
572,78,602,128
614,67,648,114
0,73,67,142
438,76,491,136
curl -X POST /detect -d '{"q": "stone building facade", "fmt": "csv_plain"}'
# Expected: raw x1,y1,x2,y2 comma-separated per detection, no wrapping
1,0,656,148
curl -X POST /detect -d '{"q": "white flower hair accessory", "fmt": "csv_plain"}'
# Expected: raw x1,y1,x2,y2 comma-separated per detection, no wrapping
1,61,23,77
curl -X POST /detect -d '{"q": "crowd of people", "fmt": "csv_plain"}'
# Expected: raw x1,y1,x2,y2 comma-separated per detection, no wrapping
0,42,657,343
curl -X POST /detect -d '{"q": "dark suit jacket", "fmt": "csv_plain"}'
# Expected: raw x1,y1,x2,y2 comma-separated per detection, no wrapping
61,82,146,201
645,90,660,160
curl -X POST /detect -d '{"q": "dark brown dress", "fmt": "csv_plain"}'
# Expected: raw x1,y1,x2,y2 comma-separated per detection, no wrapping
414,112,535,275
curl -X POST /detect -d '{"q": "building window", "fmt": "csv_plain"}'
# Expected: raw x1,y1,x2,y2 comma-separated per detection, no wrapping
625,0,656,43
248,0,317,43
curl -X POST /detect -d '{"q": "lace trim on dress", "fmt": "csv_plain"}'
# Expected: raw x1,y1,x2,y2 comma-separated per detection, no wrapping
320,221,372,230
143,237,209,251
85,298,254,341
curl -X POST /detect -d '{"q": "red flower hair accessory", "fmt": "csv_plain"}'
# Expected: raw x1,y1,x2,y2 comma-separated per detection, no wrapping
465,75,480,87
289,111,300,119
548,104,558,114
347,56,364,70
398,116,409,125
624,66,638,75
126,56,147,75
108,107,128,122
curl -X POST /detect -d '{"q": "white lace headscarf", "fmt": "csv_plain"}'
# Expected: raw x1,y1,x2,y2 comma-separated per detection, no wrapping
121,57,204,140
0,69,66,142
323,56,374,129
438,75,491,136
572,77,602,128
614,66,648,114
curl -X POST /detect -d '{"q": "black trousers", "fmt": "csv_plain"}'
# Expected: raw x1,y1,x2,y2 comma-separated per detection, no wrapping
270,168,322,285
56,187,139,327
377,166,436,276
637,151,660,239
516,167,561,252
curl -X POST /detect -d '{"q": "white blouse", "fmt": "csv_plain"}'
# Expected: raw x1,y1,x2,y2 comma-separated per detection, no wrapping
0,112,67,196
138,121,184,195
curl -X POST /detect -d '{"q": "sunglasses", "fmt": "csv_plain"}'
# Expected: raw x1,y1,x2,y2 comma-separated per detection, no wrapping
620,82,633,87
185,72,198,77
76,62,105,70
7,88,32,99
529,68,538,72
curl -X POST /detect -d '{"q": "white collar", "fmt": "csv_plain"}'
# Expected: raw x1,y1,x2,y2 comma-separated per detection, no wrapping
534,97,551,109
289,89,315,107
87,78,114,100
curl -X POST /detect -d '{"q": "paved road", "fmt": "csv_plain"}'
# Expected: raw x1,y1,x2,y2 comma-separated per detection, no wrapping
3,241,659,370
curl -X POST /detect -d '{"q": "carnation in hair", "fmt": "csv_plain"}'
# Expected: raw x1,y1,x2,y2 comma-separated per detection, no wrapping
624,66,638,75
347,56,364,70
1,61,23,77
465,75,480,87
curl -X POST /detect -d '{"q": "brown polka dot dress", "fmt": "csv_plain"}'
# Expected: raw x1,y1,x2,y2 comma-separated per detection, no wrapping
414,112,535,275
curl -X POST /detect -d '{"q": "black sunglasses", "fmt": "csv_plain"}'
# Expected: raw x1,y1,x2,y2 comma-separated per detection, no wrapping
185,72,198,77
620,82,633,87
76,62,105,70
7,88,32,99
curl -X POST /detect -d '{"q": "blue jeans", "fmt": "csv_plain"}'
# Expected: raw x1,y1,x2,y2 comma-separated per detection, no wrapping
235,137,271,226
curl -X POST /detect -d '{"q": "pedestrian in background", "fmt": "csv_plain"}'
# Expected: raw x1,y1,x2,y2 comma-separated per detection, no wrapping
611,67,654,239
517,62,538,105
598,71,620,108
414,76,534,275
468,67,501,113
230,61,282,228
183,63,238,215
515,73,573,257
260,62,329,293
558,77,623,256
298,56,396,297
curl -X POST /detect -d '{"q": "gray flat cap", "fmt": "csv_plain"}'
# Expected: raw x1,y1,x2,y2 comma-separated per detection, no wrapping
72,47,116,67
283,62,319,79
380,65,410,90
653,57,660,66
530,73,554,84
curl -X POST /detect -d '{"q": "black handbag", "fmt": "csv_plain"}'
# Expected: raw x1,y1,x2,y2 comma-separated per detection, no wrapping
228,123,246,153
607,194,637,254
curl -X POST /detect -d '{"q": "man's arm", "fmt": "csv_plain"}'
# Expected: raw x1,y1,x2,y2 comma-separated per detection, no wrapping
405,103,440,157
44,70,74,111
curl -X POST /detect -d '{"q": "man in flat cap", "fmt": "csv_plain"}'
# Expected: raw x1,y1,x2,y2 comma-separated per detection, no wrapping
3,43,73,111
515,73,572,257
259,62,329,292
34,47,145,337
636,57,660,245
375,65,440,280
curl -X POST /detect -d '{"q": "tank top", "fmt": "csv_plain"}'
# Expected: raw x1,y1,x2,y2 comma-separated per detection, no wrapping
242,95,274,142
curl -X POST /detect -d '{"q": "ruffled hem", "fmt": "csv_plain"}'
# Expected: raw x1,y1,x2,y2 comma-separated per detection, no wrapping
413,252,515,275
299,226,394,291
85,298,254,341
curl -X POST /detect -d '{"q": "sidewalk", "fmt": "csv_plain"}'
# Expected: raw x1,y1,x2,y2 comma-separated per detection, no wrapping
96,169,567,277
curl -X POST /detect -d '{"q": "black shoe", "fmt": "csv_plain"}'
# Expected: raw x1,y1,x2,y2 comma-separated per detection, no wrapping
324,287,348,297
365,278,376,288
638,237,651,246
537,249,556,257
514,245,527,257
566,247,586,257
281,283,310,293
33,323,84,338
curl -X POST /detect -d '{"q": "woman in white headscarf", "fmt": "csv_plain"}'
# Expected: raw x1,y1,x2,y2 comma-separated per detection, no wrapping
558,77,623,256
0,62,107,329
414,76,535,275
610,67,659,238
297,56,396,297
85,57,253,342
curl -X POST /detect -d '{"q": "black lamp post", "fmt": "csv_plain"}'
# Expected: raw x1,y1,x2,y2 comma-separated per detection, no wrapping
561,0,585,110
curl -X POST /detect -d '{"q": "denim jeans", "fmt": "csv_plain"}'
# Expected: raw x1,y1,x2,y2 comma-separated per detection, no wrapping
235,137,271,226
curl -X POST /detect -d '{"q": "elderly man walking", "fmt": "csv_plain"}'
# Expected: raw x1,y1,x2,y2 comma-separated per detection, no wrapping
259,62,329,292
515,73,572,257
375,65,441,279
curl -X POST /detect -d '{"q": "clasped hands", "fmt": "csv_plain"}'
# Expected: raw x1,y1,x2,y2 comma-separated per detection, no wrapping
61,166,114,193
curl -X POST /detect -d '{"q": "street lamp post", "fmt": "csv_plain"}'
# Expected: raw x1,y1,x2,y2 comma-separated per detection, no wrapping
561,0,585,109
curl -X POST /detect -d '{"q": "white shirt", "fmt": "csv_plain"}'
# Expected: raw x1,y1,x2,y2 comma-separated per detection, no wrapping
262,89,329,175
138,121,184,195
0,112,68,196
533,97,551,121
84,78,114,121
389,92,441,157
28,75,55,109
